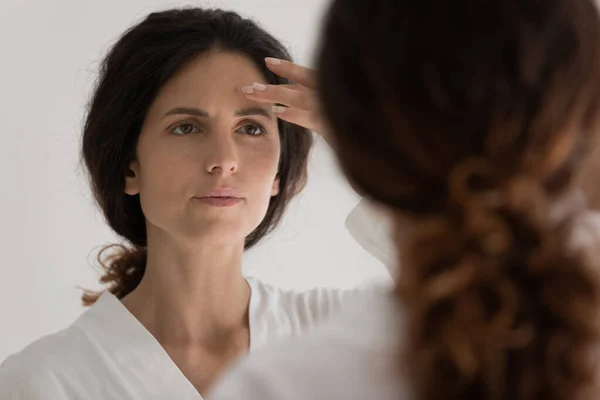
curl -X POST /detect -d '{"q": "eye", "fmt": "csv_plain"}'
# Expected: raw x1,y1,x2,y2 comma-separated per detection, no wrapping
236,123,265,136
171,123,200,135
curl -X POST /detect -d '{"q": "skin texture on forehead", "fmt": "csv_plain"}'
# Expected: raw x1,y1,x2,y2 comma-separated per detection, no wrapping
149,51,272,118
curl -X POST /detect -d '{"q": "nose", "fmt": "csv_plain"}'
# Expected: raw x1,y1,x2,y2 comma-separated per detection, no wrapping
205,133,239,175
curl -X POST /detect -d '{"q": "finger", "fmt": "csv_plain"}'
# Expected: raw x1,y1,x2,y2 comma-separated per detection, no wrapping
238,84,303,95
271,106,323,134
238,83,309,96
264,58,317,89
240,83,318,111
254,83,311,92
267,84,306,92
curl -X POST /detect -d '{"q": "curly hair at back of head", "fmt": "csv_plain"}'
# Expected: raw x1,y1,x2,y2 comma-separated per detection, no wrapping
81,8,313,305
318,0,600,399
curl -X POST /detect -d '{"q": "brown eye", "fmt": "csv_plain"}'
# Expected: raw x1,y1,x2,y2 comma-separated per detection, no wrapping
236,124,265,136
172,123,199,135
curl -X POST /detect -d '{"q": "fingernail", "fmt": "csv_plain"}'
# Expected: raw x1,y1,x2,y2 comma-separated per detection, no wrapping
272,105,287,114
265,57,282,65
239,86,254,94
253,82,268,91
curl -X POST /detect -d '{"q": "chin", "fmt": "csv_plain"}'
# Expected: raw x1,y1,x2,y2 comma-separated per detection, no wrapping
180,221,253,248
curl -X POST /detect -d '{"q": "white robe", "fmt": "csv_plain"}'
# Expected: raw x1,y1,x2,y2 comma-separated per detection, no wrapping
0,277,380,399
208,290,407,400
208,213,600,400
0,200,395,400
345,199,396,271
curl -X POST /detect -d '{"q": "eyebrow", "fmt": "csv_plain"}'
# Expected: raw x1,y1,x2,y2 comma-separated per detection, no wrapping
234,107,272,120
164,107,209,118
164,107,272,121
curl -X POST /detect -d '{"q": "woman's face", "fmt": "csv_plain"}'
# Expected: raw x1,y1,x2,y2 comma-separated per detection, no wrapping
125,51,281,247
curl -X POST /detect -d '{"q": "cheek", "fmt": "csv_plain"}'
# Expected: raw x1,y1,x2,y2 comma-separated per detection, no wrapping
135,147,202,229
245,139,281,182
242,144,280,231
137,139,199,198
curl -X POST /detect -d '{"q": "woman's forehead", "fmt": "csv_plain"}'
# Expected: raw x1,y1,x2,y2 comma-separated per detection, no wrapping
166,52,264,95
149,52,267,115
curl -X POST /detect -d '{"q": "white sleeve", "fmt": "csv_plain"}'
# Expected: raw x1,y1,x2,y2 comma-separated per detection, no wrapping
345,199,396,275
0,357,64,400
209,367,276,400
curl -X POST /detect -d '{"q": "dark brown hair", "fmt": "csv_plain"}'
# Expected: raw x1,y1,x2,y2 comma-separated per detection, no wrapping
318,0,600,398
81,8,312,304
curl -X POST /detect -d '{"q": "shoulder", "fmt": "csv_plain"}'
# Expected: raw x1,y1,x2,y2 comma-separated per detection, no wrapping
210,292,407,400
0,326,87,399
248,277,388,335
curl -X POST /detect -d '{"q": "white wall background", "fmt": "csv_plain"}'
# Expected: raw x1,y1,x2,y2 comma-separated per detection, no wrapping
0,0,391,362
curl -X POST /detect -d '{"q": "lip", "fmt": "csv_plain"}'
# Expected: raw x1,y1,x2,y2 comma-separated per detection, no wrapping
200,188,242,198
193,188,243,207
194,197,242,207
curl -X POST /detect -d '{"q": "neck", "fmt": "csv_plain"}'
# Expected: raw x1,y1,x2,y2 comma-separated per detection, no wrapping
121,228,250,346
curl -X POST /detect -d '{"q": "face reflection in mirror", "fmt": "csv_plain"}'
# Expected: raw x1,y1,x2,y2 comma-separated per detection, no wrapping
125,51,282,248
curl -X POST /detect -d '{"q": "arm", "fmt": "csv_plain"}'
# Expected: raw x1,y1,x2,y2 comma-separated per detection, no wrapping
240,59,396,276
345,199,397,276
0,364,63,400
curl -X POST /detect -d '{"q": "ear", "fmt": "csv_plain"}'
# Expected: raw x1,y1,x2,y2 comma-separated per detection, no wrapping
124,160,141,196
271,174,280,196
